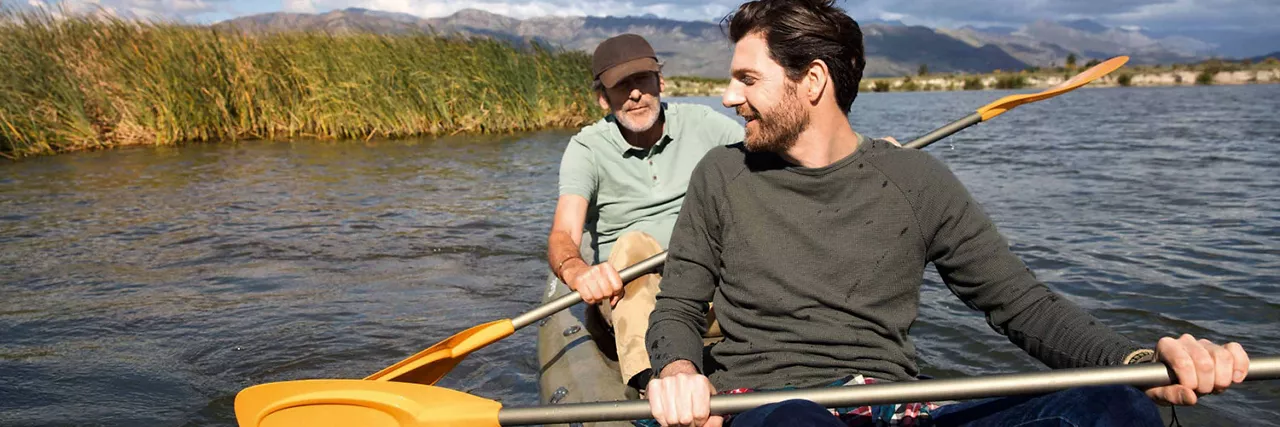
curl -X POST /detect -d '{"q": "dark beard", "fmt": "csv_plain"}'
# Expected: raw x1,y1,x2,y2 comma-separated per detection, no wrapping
740,84,808,154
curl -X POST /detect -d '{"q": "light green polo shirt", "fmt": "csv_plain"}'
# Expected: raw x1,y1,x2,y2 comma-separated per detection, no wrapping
559,102,744,264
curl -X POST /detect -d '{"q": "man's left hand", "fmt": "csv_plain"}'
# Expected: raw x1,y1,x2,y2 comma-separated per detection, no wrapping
1146,334,1250,405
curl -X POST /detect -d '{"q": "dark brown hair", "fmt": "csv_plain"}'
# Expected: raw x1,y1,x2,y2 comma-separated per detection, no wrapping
723,0,866,113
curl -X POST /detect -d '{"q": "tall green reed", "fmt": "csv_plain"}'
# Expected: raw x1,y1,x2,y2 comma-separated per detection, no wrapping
0,8,595,158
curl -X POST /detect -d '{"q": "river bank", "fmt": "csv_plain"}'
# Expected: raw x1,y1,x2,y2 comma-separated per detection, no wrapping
665,61,1280,96
0,10,595,159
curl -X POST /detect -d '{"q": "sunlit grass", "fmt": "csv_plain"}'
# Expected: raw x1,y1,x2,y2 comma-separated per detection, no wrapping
0,8,595,159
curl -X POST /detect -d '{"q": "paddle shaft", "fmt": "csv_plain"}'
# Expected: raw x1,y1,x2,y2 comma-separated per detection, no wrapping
904,112,982,149
513,252,668,329
499,356,1280,425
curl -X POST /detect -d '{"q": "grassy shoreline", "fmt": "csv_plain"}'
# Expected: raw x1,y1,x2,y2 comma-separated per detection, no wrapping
0,10,596,159
665,59,1280,96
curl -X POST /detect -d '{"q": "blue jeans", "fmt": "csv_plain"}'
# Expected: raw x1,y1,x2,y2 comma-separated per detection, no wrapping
727,386,1162,427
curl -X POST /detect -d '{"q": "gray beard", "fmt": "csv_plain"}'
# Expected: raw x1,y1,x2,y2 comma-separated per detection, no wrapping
616,106,660,133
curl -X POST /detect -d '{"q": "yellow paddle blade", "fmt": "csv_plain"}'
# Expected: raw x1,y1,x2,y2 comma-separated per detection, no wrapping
365,319,516,384
977,56,1129,121
234,379,502,427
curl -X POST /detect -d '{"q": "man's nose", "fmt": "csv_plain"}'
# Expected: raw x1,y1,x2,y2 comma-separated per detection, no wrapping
722,81,745,108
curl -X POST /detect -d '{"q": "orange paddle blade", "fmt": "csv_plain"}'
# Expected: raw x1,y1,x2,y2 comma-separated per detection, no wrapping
977,56,1129,121
234,379,502,427
364,319,516,384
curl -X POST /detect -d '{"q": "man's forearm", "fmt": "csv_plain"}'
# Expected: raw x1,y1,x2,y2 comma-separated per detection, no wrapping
548,230,585,281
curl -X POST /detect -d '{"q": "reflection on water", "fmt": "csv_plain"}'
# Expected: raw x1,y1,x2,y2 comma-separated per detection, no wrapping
2,84,1278,426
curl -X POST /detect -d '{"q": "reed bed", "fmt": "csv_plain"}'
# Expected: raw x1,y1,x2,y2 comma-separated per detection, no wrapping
0,8,596,159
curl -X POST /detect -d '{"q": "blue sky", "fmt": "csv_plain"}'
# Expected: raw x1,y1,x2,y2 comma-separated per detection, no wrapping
10,0,1279,36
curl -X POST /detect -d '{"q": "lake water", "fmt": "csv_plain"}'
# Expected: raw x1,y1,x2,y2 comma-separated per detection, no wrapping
2,84,1278,426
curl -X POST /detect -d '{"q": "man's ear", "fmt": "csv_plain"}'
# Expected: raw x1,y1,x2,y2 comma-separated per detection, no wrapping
806,59,830,104
596,90,611,111
659,74,667,95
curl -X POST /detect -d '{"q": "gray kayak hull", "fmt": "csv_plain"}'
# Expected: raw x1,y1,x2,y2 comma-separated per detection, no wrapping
536,273,636,427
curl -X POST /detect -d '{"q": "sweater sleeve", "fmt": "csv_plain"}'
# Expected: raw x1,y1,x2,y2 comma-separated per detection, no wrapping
894,151,1144,368
647,152,723,375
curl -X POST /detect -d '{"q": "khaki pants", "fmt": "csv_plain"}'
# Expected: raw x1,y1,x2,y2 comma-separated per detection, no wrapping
593,231,719,384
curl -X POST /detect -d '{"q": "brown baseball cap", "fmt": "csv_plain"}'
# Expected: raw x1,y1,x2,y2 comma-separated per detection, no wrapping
592,34,661,88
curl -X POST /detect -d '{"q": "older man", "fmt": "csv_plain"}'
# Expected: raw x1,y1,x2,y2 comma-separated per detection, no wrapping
546,33,743,390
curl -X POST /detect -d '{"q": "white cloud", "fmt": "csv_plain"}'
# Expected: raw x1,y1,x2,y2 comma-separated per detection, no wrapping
283,0,316,13
1106,0,1274,30
172,0,215,13
24,0,226,21
878,12,905,21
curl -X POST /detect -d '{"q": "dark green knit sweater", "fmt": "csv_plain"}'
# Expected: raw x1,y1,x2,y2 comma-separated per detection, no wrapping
647,137,1143,391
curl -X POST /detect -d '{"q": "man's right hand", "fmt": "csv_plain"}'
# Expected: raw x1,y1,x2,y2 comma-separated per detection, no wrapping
562,259,625,306
646,361,722,427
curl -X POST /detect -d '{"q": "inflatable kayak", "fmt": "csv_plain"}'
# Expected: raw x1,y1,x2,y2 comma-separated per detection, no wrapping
537,273,635,427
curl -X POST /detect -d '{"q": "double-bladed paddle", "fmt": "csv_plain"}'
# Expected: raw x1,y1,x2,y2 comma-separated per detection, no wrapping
238,356,1280,426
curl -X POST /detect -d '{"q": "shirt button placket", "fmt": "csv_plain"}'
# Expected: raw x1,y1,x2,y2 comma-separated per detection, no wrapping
649,153,658,186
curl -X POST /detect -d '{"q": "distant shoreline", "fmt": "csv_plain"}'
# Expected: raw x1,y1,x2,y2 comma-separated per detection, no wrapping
664,62,1280,97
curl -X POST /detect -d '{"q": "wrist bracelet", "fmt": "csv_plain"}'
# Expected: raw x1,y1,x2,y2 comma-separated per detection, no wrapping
556,256,581,277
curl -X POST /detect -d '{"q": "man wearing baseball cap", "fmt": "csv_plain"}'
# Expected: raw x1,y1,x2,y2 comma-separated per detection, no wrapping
546,33,743,390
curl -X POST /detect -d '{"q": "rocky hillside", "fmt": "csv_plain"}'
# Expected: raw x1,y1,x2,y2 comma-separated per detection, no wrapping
942,19,1216,67
217,9,1246,77
1250,51,1280,63
216,8,1029,77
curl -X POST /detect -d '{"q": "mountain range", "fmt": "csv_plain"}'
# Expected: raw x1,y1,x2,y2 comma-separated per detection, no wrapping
1250,51,1280,62
215,8,1274,78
